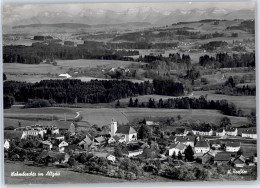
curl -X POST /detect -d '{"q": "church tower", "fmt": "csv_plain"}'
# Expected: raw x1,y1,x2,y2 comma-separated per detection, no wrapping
111,118,117,136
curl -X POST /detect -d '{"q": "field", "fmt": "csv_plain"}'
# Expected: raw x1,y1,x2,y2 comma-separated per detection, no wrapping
4,161,172,184
193,91,256,114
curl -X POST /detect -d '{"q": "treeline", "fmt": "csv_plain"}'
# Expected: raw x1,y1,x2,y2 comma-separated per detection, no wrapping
227,20,255,34
176,29,224,40
216,76,256,96
3,79,184,108
107,42,178,50
199,52,255,68
3,43,138,64
126,96,244,117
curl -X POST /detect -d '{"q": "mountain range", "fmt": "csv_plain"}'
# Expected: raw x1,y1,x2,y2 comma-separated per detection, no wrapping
4,7,254,31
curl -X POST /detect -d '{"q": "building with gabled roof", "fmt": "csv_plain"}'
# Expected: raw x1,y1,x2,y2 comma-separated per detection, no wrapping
122,144,143,157
194,140,210,154
232,155,246,168
214,152,232,165
168,142,187,156
216,128,225,137
225,127,238,136
192,127,213,136
201,151,215,164
110,119,137,143
241,129,257,139
226,142,240,152
175,136,196,147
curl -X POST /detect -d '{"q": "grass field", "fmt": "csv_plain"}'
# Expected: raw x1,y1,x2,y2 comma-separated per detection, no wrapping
193,91,256,114
56,59,145,69
76,107,249,127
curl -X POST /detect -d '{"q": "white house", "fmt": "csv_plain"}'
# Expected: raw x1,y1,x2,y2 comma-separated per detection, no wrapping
4,139,10,150
59,141,69,153
225,128,238,136
59,73,71,78
110,119,137,143
21,130,42,139
226,142,240,152
168,142,187,156
216,129,225,137
194,140,210,154
192,128,213,136
241,129,257,139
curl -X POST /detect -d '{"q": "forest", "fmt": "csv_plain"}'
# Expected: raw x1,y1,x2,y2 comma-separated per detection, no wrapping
3,79,184,108
199,52,255,68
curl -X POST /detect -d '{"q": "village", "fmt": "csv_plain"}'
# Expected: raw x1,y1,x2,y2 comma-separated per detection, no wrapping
3,116,257,181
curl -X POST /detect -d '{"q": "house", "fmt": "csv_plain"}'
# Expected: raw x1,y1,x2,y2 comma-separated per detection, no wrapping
55,134,65,141
232,155,246,168
241,129,257,139
146,121,159,126
106,154,116,163
110,119,137,143
209,140,222,149
78,133,94,148
216,129,225,137
94,136,106,145
122,144,143,157
21,130,42,139
168,142,187,156
192,127,213,136
175,136,196,147
226,142,240,152
201,151,215,164
59,73,71,78
58,141,69,153
41,141,53,150
175,128,188,136
214,152,232,165
225,128,238,136
194,140,210,154
4,139,10,150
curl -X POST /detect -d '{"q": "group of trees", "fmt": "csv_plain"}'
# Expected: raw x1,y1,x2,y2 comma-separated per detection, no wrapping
200,41,228,51
127,96,243,117
199,52,255,68
3,79,185,108
216,76,256,96
3,43,139,64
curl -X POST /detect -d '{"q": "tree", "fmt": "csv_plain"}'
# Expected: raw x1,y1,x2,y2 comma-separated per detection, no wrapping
177,151,182,160
177,115,182,121
237,148,244,156
220,117,231,128
138,124,151,139
184,145,194,161
115,100,121,108
114,145,122,157
172,151,176,160
128,97,134,107
3,73,7,81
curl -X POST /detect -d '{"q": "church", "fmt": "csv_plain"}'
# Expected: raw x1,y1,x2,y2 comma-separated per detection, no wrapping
110,119,137,143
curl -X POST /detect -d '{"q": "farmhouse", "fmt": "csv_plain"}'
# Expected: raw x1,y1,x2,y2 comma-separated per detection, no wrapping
201,151,215,165
110,119,137,143
168,142,187,156
194,140,210,154
225,128,238,136
192,127,213,136
216,129,225,137
78,133,94,147
175,128,188,136
226,142,240,152
21,130,42,139
122,144,143,157
175,136,196,147
214,152,232,165
232,155,246,168
145,120,159,126
41,141,53,150
241,129,257,139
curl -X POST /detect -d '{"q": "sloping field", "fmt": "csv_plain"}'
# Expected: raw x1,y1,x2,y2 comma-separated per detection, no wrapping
77,107,249,127
56,59,145,69
193,91,256,113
